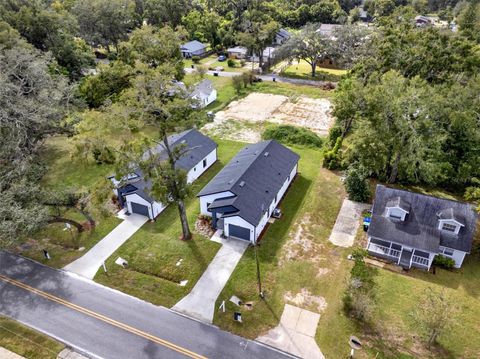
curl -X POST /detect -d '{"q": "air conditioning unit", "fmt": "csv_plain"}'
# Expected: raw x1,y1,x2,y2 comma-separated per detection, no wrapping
272,208,282,219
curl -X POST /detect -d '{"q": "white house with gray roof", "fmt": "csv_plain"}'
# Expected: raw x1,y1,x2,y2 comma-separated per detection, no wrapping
191,79,217,108
367,185,478,269
180,40,206,58
109,129,217,220
198,140,299,243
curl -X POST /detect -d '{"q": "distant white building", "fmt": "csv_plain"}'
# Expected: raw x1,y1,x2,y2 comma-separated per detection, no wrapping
317,24,344,38
191,79,217,108
227,46,248,59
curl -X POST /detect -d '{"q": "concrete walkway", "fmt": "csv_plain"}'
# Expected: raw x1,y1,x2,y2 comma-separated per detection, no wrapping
0,347,25,359
328,199,370,247
172,230,248,323
257,304,325,359
64,213,148,279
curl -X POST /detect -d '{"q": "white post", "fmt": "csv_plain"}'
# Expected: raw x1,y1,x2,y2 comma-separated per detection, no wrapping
350,348,355,358
102,261,107,273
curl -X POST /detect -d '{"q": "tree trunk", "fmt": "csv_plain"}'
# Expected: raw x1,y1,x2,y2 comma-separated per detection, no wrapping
77,208,96,227
48,216,84,233
177,199,192,240
387,152,401,184
311,60,316,77
162,133,192,240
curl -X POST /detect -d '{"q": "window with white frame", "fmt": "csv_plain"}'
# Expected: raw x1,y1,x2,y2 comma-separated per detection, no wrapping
439,246,454,256
441,223,457,233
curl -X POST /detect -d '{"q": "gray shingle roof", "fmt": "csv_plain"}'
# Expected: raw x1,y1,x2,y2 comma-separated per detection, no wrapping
386,196,411,212
181,40,206,53
198,140,299,226
119,129,217,199
368,185,478,253
191,79,214,98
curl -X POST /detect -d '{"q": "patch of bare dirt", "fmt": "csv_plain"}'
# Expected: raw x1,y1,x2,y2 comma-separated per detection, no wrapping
202,93,334,141
284,288,328,313
280,215,325,265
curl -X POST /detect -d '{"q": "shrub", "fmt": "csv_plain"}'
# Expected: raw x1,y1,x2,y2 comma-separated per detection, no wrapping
323,136,342,169
328,126,342,146
344,167,370,202
262,125,323,148
433,255,455,270
343,248,377,322
92,146,115,164
232,75,243,95
227,59,236,67
192,56,200,64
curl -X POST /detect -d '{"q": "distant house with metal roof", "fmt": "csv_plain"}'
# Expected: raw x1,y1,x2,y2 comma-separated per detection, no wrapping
198,140,299,243
275,28,291,45
367,185,478,269
191,79,217,108
227,46,248,59
180,40,207,58
109,129,217,219
317,24,344,38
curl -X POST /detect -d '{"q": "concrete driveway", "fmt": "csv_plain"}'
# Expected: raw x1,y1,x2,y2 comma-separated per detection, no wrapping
328,199,370,247
63,214,148,279
172,231,248,323
257,304,325,359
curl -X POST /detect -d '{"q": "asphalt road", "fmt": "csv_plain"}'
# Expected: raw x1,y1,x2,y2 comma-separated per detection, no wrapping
0,251,297,359
184,67,334,87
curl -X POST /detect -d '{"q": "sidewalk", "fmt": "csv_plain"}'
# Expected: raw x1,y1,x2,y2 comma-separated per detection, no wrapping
172,230,248,322
63,212,148,279
0,347,25,359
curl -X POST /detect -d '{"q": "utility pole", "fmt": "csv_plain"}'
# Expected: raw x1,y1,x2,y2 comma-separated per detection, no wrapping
254,243,264,299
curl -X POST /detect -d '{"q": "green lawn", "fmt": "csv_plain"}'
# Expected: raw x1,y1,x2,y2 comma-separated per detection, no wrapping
281,59,348,81
0,316,64,359
364,245,480,359
95,139,246,307
40,136,115,191
212,147,358,357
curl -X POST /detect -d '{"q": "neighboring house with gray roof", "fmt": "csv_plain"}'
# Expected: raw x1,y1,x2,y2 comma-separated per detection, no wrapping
180,40,207,58
109,129,217,220
191,79,217,108
275,28,291,45
198,140,299,243
367,185,478,269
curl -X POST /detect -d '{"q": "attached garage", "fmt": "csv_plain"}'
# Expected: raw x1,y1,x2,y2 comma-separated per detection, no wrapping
131,202,150,217
228,224,250,241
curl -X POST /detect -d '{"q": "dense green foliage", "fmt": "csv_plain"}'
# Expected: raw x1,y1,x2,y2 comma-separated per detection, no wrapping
262,125,324,148
344,167,370,202
334,13,480,193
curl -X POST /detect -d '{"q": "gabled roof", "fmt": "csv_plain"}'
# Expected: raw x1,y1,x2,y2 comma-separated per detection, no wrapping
368,185,478,253
117,129,217,198
180,40,206,52
191,79,215,98
143,129,217,171
227,46,247,54
386,196,410,213
276,28,291,39
198,140,299,226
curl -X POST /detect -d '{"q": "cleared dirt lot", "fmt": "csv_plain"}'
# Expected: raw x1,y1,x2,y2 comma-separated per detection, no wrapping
202,93,334,142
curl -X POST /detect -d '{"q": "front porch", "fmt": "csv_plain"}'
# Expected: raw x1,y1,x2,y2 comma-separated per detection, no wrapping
367,237,432,270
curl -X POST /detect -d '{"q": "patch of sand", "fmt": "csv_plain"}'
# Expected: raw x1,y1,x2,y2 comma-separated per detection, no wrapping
280,215,324,265
284,288,328,313
202,93,334,142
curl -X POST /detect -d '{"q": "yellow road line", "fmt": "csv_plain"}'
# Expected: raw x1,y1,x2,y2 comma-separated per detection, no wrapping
0,274,207,359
